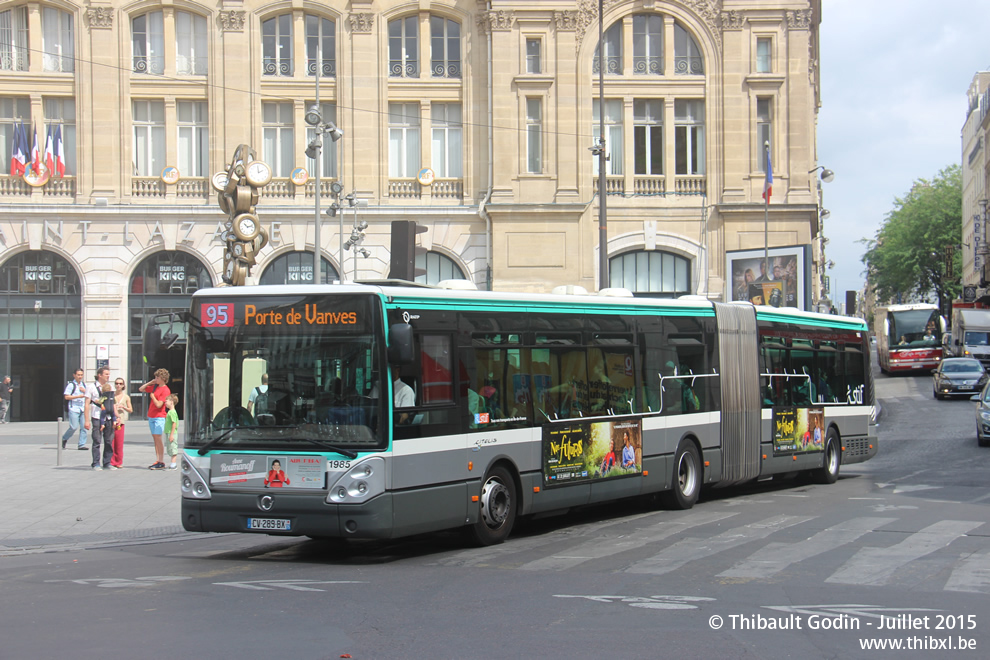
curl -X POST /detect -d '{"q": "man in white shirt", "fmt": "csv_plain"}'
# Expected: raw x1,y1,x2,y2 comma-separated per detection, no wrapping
393,376,415,423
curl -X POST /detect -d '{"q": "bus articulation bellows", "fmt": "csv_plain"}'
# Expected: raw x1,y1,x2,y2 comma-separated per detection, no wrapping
169,283,877,545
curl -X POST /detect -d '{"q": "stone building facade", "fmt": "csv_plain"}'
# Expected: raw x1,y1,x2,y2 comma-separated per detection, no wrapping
0,0,825,420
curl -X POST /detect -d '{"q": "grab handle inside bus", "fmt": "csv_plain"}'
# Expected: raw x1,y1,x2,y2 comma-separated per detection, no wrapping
388,322,415,364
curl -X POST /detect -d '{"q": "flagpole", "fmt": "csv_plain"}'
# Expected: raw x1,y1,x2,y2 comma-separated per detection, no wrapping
763,140,770,281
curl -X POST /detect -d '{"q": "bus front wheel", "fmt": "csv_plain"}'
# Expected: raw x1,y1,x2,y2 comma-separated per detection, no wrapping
812,429,841,484
469,465,517,546
661,441,701,510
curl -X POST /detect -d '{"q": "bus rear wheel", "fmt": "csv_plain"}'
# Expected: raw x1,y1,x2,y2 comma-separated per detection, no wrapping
661,441,701,510
811,429,841,484
468,465,517,546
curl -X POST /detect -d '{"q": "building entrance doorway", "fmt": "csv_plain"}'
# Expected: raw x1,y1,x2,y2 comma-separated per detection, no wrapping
11,345,65,422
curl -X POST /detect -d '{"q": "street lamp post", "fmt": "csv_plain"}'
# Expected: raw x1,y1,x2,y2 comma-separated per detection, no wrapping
304,41,342,284
597,0,608,291
809,164,835,307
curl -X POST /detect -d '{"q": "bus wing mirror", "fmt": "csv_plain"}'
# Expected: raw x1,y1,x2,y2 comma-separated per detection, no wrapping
388,323,415,365
143,324,162,367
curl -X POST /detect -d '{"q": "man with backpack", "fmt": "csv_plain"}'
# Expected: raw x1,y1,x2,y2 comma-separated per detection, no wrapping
61,368,88,449
248,373,270,418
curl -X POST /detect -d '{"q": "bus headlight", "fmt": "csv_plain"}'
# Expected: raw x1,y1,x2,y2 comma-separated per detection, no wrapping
327,457,385,504
180,452,212,500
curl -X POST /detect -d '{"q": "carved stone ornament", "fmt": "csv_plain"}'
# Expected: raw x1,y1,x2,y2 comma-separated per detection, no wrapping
786,9,812,30
86,7,113,29
574,0,723,53
218,11,246,32
554,11,579,32
349,13,375,33
720,10,745,30
477,10,514,34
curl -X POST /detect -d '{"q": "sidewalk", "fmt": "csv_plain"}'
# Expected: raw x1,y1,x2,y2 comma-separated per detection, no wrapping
0,420,198,555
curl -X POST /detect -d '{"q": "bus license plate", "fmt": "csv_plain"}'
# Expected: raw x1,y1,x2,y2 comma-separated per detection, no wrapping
247,518,291,531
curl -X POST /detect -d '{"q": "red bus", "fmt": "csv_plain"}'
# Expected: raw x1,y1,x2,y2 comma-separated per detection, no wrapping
875,303,945,373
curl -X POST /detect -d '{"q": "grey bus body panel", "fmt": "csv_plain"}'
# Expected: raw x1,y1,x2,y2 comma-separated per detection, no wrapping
714,303,762,485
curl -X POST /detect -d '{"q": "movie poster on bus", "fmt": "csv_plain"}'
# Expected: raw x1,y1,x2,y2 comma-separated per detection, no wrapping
210,454,326,489
772,407,825,454
543,420,642,487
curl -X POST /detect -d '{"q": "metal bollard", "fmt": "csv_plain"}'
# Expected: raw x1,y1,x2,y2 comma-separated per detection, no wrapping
56,416,63,466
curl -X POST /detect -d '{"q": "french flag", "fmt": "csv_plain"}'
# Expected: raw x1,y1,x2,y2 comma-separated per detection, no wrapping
30,124,41,175
44,125,55,175
9,122,28,176
54,124,65,177
762,145,773,202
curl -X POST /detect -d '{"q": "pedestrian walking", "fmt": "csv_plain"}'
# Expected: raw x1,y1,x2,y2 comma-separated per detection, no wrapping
97,382,116,470
61,368,88,450
110,377,132,468
139,368,171,470
0,375,13,423
84,367,111,470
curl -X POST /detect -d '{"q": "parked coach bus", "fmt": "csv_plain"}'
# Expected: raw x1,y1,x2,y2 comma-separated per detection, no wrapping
163,283,877,546
874,303,945,373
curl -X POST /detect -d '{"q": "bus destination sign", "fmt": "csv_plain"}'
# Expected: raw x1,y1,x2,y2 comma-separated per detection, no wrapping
201,302,359,329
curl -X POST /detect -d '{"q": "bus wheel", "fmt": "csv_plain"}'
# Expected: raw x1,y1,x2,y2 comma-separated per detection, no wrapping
469,465,517,546
661,441,701,510
812,429,841,484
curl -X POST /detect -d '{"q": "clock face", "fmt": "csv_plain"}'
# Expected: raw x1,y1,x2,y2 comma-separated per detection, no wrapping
224,258,235,282
245,160,272,187
211,171,229,193
233,213,260,241
233,243,244,257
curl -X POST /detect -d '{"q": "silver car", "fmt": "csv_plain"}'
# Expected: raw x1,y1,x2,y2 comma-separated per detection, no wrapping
976,381,990,447
932,357,988,400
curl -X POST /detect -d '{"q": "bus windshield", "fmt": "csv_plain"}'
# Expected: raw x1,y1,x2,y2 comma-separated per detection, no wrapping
184,294,385,453
890,309,940,347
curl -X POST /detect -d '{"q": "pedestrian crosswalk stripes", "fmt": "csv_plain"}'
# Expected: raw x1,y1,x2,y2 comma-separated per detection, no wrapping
426,510,988,593
625,514,815,576
944,549,990,593
517,511,738,572
825,520,985,586
718,517,897,579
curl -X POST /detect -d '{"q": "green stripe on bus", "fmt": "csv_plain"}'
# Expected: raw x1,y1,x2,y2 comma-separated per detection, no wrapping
383,298,715,317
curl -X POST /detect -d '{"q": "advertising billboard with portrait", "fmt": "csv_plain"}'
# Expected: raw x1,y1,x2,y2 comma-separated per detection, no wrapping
726,245,811,310
543,420,642,487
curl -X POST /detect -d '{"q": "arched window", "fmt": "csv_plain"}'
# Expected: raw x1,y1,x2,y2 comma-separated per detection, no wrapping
609,250,691,297
130,251,212,296
0,250,80,295
674,23,703,75
593,22,622,74
388,16,418,78
306,15,335,77
259,252,340,285
633,14,662,75
430,16,460,78
414,251,467,286
42,7,74,73
262,14,293,76
132,12,164,75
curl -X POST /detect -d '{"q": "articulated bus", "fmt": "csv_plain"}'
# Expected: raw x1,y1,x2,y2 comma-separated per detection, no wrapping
874,303,946,373
171,283,877,546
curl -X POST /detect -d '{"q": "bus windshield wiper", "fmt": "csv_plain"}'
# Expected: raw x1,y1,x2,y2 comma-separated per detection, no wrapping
195,424,292,455
296,437,358,459
197,427,238,455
